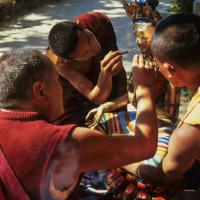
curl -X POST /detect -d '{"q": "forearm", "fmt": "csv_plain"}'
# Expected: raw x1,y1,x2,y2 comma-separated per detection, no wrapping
135,86,158,152
55,64,110,104
88,72,112,104
90,50,124,104
101,94,129,112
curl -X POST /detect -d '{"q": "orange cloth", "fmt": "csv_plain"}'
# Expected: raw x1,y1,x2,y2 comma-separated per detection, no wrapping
178,87,200,127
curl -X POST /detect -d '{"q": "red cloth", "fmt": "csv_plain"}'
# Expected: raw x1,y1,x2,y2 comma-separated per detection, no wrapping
74,12,118,54
57,12,127,126
0,146,30,200
0,111,76,199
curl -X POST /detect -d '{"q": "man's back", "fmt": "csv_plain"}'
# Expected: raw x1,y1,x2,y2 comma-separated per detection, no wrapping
0,111,75,199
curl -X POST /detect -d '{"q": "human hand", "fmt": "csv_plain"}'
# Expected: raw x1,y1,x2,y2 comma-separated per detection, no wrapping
100,51,123,77
85,105,106,129
132,54,156,88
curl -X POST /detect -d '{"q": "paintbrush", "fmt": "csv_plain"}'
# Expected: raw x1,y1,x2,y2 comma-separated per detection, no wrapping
120,49,136,55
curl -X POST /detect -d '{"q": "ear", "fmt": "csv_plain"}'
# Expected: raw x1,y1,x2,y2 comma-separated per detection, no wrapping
163,62,176,78
32,81,48,104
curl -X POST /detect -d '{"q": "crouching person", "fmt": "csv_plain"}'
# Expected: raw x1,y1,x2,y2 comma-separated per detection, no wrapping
0,48,157,199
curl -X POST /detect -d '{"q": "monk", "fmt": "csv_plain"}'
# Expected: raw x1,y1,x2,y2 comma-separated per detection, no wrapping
46,12,127,126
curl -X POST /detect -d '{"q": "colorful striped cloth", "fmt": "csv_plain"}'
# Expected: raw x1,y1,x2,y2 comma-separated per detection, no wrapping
98,111,175,167
80,111,175,197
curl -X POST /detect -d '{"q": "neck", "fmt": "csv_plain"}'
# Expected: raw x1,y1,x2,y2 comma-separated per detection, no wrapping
189,84,200,93
186,75,200,93
0,100,38,113
181,67,200,93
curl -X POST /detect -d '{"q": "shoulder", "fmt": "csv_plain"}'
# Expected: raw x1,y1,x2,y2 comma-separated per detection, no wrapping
183,103,200,125
162,123,200,176
170,123,200,159
178,88,200,127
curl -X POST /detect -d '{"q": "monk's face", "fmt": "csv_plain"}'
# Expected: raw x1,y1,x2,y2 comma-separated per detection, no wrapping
67,29,101,61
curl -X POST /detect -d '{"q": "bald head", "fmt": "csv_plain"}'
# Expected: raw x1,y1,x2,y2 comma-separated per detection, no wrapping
151,13,200,69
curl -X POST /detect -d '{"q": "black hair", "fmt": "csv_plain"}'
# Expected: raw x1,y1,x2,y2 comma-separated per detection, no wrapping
151,13,200,69
0,48,53,108
146,0,159,10
48,21,83,58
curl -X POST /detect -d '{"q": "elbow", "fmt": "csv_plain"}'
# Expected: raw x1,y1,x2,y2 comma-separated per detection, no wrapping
144,135,158,159
148,129,158,156
148,145,157,158
159,169,180,185
164,168,181,179
146,144,157,159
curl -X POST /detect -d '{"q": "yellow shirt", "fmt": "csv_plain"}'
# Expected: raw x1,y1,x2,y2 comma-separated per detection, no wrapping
178,87,200,127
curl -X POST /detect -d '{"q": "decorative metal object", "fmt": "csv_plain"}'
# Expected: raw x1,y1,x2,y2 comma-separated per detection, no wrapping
122,0,161,106
122,0,161,63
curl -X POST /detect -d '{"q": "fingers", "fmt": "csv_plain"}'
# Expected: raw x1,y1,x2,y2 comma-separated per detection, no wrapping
85,109,96,121
85,107,102,129
132,54,156,87
145,61,153,69
132,54,139,66
111,63,123,75
102,51,121,66
106,59,122,75
132,54,154,69
138,54,144,67
103,61,122,75
101,51,123,75
85,118,99,129
133,54,146,68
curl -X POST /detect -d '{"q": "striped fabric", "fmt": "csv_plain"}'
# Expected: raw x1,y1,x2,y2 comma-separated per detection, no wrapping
98,111,175,167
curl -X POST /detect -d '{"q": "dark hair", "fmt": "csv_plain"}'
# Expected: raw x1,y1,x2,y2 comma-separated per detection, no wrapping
0,48,53,108
151,13,200,69
146,0,159,10
48,21,83,58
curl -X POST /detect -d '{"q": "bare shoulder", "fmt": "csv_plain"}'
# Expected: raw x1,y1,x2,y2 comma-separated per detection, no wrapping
173,123,200,143
162,123,200,176
170,123,200,158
